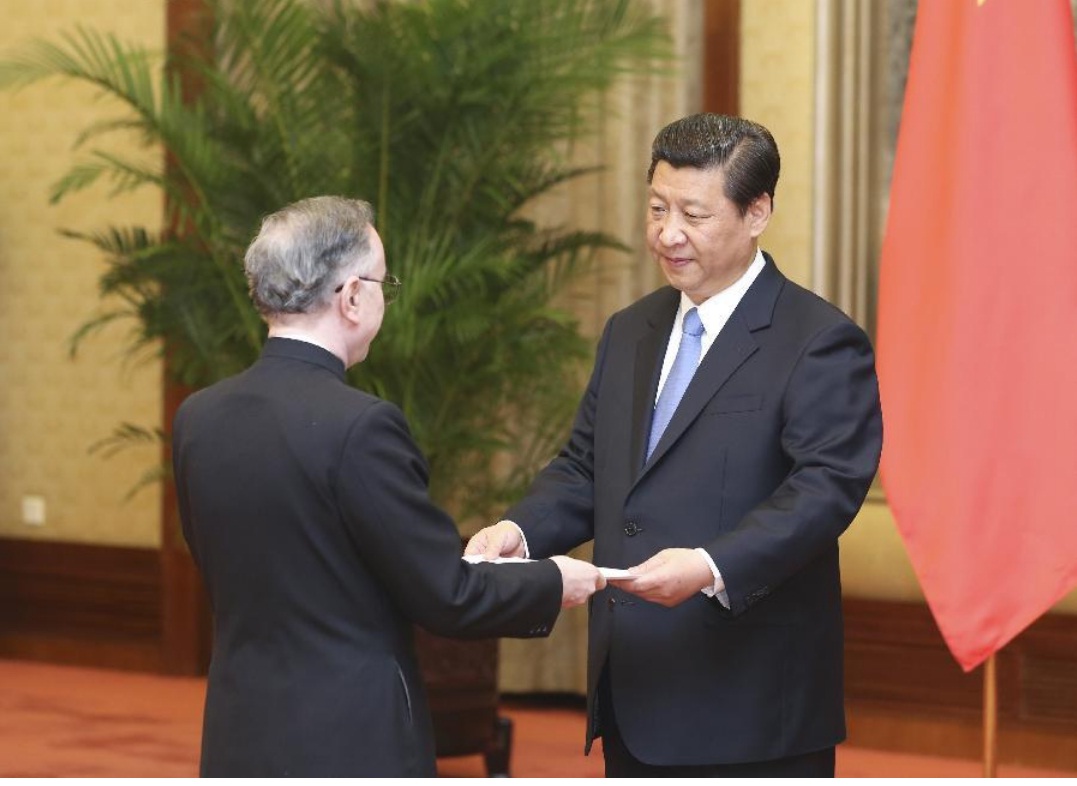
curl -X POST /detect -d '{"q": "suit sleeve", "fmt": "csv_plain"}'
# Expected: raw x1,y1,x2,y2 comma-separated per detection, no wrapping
706,319,883,616
337,399,563,639
502,318,614,558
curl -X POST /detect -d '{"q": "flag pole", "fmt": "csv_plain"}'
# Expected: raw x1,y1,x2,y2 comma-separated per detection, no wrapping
983,653,998,777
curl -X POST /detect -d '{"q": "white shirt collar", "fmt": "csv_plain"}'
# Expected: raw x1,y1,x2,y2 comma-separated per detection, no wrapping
674,248,766,343
654,249,767,403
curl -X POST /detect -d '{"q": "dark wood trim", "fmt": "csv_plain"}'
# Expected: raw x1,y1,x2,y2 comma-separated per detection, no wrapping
844,597,1077,771
160,371,211,676
3,538,1075,770
703,0,740,115
166,0,213,101
160,0,214,677
0,537,162,672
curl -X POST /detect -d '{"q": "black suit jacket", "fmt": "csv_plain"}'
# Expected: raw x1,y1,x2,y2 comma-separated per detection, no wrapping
505,255,883,766
173,338,562,777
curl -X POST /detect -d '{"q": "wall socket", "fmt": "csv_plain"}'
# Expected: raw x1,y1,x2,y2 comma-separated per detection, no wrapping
21,495,46,527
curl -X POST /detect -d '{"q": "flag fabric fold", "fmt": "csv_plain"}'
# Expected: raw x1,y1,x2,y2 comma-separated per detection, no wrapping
876,0,1077,671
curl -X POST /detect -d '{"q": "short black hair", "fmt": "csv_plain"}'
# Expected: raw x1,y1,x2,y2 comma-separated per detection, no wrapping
648,113,780,215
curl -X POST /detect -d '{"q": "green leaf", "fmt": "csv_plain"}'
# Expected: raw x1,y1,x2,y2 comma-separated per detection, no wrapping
1,0,674,520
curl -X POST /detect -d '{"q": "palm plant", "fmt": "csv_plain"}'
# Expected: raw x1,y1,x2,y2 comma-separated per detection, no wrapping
0,0,671,526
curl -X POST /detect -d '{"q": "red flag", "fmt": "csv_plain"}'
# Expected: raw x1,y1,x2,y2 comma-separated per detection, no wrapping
876,0,1077,671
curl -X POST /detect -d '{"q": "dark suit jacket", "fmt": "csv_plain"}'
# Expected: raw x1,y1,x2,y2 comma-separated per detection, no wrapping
505,254,883,766
172,338,562,777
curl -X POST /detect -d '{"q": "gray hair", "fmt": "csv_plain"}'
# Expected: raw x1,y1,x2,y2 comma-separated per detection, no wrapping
244,196,377,317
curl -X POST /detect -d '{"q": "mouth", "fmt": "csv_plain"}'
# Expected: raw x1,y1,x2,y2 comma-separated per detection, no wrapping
661,255,694,270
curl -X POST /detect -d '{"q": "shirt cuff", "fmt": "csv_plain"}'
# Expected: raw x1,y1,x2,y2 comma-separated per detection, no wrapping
694,547,730,609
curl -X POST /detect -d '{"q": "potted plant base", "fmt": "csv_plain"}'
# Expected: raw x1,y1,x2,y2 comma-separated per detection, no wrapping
414,628,511,776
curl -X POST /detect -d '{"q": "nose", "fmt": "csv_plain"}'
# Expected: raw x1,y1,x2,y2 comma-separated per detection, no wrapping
654,214,686,246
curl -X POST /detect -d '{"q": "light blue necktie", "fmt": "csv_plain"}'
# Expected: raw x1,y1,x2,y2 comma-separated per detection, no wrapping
646,307,704,461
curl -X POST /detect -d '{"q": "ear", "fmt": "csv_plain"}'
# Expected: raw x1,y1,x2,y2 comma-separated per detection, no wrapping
338,278,363,324
747,194,773,238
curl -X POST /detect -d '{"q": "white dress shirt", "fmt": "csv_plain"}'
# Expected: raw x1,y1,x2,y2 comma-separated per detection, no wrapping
654,250,766,608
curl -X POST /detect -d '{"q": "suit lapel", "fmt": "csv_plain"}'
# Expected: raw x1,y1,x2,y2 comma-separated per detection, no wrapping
640,314,757,473
629,290,679,476
635,255,785,481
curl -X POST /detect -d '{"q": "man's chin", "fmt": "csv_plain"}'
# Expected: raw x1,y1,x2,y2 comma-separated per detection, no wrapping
659,268,692,292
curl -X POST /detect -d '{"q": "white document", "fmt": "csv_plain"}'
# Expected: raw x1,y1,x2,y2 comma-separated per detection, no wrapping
464,555,635,579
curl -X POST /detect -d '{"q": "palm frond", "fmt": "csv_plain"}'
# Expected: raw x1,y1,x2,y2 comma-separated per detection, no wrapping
50,149,162,203
2,0,674,520
87,422,170,500
88,421,167,458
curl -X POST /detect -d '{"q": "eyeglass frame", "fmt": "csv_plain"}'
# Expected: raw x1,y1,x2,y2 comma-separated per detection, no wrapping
334,273,402,304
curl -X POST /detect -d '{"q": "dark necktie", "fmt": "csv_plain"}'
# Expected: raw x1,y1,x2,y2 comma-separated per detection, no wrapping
646,307,703,461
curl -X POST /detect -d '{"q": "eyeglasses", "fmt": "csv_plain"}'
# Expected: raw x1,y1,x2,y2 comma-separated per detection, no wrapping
335,273,402,304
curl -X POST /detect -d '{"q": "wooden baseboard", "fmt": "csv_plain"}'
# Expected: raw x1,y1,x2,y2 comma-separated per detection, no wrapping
846,700,1077,772
2,538,1074,770
843,597,1077,771
0,537,162,672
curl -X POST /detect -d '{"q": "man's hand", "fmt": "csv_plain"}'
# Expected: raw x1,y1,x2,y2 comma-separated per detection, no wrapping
550,555,607,608
464,520,526,560
611,548,713,607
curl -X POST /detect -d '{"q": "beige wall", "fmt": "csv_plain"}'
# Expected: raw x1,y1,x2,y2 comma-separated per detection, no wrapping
1,0,1073,613
0,1,164,547
739,0,1077,615
740,0,815,289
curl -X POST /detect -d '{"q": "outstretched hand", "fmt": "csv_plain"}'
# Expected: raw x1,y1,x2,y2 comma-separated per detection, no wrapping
550,555,607,608
610,548,713,607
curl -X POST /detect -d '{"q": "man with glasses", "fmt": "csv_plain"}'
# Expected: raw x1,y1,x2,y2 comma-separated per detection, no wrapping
172,195,605,777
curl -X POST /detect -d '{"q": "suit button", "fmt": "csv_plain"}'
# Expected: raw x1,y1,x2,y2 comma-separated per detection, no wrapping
607,596,616,608
624,521,642,536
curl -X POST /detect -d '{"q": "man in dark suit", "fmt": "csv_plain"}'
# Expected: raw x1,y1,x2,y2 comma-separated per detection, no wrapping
172,196,605,777
466,113,883,776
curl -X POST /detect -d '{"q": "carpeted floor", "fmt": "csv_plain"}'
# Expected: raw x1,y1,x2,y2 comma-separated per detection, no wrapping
0,659,1071,778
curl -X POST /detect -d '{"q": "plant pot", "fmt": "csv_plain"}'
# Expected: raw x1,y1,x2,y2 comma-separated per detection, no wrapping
414,627,512,776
